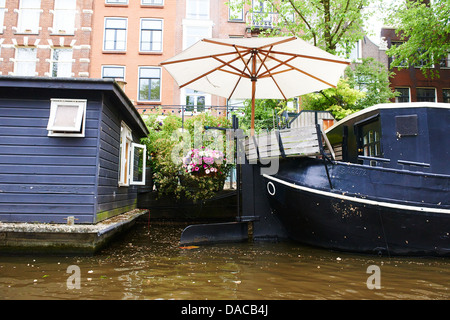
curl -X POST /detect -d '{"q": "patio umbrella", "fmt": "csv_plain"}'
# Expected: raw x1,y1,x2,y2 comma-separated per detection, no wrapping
160,36,350,134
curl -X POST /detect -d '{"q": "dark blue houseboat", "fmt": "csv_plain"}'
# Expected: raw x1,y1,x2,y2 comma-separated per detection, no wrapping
0,76,148,224
261,102,450,256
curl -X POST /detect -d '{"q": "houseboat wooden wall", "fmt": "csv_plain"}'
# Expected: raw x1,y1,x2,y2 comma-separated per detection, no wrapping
0,77,148,224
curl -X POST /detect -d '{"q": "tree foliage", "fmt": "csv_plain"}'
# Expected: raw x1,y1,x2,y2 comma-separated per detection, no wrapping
302,58,397,120
229,0,376,55
385,0,450,78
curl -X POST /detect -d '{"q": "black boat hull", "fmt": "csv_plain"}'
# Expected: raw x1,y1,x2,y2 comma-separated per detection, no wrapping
263,159,450,256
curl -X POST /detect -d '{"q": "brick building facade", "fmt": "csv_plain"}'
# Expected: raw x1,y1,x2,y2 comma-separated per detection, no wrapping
89,0,255,116
381,27,450,103
0,0,93,78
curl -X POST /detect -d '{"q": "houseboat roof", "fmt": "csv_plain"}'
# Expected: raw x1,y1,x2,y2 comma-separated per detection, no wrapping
0,76,149,137
325,102,450,134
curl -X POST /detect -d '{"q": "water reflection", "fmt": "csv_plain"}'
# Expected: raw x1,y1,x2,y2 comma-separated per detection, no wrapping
0,222,449,300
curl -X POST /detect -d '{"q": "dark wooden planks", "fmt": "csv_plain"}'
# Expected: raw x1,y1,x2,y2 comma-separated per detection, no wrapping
0,97,101,223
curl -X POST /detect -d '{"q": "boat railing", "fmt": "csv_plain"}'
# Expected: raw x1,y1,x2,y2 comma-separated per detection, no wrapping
245,125,327,162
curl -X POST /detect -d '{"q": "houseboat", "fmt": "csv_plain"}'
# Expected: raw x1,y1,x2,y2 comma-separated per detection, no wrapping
261,103,450,256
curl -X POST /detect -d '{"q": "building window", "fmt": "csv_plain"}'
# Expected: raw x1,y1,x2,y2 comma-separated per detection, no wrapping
14,47,37,76
184,25,211,49
250,0,274,28
138,67,161,102
0,0,6,34
119,121,147,186
439,53,450,69
17,0,41,34
185,88,209,113
347,40,362,61
443,89,450,103
229,0,244,21
141,0,164,5
106,0,128,4
416,88,436,102
52,0,76,35
47,99,86,137
102,65,125,81
186,0,209,20
140,19,163,52
395,88,410,103
50,48,73,77
104,17,127,51
390,41,408,68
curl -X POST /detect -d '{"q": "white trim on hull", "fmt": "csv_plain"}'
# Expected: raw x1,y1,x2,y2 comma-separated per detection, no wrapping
263,174,450,215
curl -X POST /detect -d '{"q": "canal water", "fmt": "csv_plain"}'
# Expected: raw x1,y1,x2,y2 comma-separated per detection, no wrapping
0,221,449,300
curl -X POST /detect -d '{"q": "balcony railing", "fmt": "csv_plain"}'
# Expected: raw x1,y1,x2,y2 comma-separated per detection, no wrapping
245,11,279,30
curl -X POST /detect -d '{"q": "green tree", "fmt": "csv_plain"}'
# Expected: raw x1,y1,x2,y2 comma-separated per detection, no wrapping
229,0,376,55
234,99,296,133
385,0,450,78
301,78,366,120
345,57,398,108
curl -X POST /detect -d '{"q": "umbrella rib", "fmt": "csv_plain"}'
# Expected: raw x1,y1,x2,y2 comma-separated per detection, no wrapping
160,51,241,66
258,56,297,78
256,36,297,50
256,52,287,100
203,38,250,50
228,53,254,100
259,49,350,65
234,46,253,77
178,52,252,89
255,45,273,77
268,54,338,88
259,68,293,78
212,54,251,78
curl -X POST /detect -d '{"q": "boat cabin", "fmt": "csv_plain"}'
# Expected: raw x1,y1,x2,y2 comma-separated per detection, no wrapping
326,102,450,175
0,77,149,224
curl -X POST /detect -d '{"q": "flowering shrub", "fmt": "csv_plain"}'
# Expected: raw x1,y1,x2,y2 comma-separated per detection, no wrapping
142,113,233,203
182,147,225,176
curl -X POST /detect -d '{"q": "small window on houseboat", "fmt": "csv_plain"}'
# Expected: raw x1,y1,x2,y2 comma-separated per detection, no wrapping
118,121,147,186
47,99,86,137
363,130,381,157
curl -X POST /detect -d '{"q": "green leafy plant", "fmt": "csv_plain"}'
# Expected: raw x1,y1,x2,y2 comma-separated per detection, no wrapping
141,113,233,203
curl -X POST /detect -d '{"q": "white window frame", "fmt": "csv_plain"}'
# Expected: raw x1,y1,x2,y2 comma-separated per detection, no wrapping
186,0,210,20
182,87,211,115
229,0,244,21
141,0,164,5
47,99,86,137
119,121,147,186
16,0,42,34
51,0,76,35
416,87,437,102
0,0,7,34
103,17,128,52
139,18,163,53
130,143,147,185
106,0,128,4
101,65,126,81
49,47,74,78
137,66,162,102
14,47,38,76
395,87,411,103
182,20,213,50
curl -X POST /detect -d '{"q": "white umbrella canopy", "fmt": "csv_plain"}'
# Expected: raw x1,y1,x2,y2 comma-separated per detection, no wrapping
160,36,350,132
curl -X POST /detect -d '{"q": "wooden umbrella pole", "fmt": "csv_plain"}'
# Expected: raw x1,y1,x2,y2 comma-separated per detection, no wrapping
250,50,257,136
251,78,256,136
